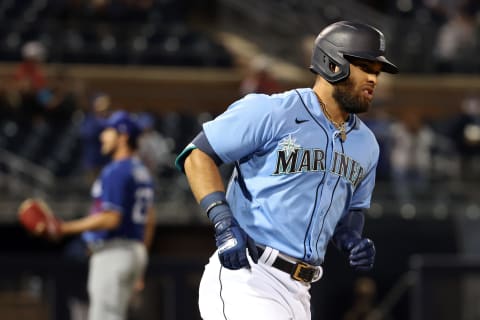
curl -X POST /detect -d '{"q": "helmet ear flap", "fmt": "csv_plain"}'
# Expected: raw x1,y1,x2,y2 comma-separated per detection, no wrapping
309,43,350,83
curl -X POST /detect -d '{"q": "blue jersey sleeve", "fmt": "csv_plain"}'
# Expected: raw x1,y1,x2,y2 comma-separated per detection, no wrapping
100,169,130,214
203,94,275,164
350,157,378,209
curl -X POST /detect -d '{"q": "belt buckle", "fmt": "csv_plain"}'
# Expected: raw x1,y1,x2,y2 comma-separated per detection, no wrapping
291,262,321,283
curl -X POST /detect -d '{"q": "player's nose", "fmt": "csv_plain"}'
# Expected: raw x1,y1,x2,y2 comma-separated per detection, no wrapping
366,73,378,86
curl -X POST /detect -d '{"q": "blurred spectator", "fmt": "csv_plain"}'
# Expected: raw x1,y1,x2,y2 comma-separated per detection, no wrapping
423,0,462,23
362,108,394,181
343,277,390,320
10,41,48,124
389,113,436,206
450,96,480,180
424,0,479,22
79,93,111,184
15,41,48,91
137,112,174,178
433,4,477,73
38,68,78,129
239,55,282,96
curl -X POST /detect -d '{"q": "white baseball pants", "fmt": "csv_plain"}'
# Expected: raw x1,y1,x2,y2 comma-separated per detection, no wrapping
199,249,313,320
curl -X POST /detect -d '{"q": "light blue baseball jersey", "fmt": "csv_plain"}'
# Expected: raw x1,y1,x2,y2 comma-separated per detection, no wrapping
202,88,379,265
82,156,154,244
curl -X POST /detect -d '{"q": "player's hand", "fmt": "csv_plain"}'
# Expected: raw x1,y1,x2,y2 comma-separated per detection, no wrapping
214,215,258,270
207,198,259,271
200,191,258,270
346,238,375,271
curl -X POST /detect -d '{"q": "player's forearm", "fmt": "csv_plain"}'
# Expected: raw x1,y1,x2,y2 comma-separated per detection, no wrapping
184,149,225,203
143,207,156,250
332,208,366,251
61,212,121,235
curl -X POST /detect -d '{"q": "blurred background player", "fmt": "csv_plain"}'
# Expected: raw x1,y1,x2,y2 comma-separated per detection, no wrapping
79,93,112,184
57,110,155,320
137,111,175,179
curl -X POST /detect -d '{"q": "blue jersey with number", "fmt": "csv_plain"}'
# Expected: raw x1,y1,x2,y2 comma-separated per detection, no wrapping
202,88,379,265
82,156,154,244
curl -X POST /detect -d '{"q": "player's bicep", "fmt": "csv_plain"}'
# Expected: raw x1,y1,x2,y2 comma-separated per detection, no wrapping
175,131,222,173
183,148,226,202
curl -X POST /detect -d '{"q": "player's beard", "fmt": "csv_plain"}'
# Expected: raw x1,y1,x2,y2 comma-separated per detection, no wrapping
332,77,371,114
104,145,117,158
101,140,118,157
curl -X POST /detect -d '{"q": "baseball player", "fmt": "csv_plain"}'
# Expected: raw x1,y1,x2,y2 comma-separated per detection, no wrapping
60,110,156,320
175,21,398,320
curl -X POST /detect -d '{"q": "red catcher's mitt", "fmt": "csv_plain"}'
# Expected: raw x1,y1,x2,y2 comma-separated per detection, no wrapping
18,199,62,240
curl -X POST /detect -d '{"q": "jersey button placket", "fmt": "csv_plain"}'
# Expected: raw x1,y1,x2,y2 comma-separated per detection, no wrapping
308,126,336,261
328,132,337,188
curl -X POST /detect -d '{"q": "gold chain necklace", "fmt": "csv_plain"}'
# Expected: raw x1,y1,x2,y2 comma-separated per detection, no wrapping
319,99,347,142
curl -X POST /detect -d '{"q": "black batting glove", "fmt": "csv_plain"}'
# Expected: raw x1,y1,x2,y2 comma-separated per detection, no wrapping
345,238,376,271
213,211,258,269
201,191,258,270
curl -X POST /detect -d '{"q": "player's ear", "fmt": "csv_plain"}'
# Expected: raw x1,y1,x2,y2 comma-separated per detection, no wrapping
117,133,125,141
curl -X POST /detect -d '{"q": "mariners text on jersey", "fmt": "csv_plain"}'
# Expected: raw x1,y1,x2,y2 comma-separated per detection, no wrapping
273,137,365,188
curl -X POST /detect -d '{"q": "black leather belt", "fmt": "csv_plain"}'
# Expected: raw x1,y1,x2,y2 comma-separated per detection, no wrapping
256,246,320,283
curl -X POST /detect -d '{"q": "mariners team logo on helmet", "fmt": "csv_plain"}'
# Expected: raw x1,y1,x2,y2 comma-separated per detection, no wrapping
310,21,399,83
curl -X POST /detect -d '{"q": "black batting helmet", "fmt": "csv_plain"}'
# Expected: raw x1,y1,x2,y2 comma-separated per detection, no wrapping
310,21,398,83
